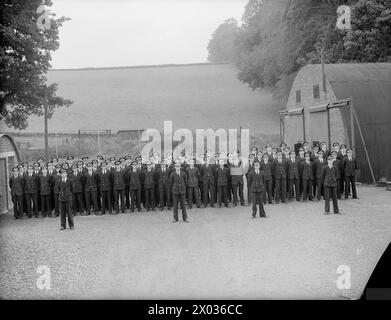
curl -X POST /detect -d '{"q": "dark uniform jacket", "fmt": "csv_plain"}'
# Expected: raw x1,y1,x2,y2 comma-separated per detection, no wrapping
84,172,99,192
129,170,142,190
248,170,265,192
99,170,113,191
313,158,326,179
342,157,358,177
260,161,272,181
297,155,306,176
142,170,155,188
186,167,200,187
48,171,58,194
39,175,51,196
71,172,84,193
323,165,338,187
157,167,171,187
170,171,187,195
273,160,287,179
332,159,341,180
57,178,73,202
200,164,215,184
10,176,24,196
302,161,314,180
112,170,125,190
287,159,300,180
24,174,38,194
216,166,230,186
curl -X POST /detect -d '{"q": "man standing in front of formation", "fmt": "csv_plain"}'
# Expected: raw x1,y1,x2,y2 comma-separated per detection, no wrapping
171,162,188,223
248,161,267,218
323,156,340,215
57,169,74,230
343,149,359,200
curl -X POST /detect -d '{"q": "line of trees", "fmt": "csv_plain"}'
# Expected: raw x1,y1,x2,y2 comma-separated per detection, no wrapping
207,0,391,103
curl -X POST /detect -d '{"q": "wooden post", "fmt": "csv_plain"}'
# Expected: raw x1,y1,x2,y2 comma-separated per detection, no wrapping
280,113,284,144
138,130,142,154
97,131,101,154
353,108,376,184
44,86,48,162
350,97,355,157
327,104,331,150
302,108,306,143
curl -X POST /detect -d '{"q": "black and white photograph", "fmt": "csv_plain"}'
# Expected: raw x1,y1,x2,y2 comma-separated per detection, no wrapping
1,0,391,303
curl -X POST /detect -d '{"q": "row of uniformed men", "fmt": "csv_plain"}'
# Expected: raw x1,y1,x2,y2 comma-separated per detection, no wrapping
9,141,358,223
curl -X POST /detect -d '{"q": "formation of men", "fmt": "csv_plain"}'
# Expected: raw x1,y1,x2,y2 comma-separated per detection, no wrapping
9,140,359,227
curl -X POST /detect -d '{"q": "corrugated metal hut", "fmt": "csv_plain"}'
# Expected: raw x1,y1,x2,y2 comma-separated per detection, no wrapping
280,63,391,183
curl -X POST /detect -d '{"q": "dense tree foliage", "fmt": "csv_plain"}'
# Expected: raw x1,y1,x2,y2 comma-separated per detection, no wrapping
207,0,391,104
0,0,72,130
207,18,240,63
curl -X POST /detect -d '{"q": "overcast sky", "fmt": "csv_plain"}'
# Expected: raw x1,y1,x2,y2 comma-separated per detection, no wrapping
50,0,247,69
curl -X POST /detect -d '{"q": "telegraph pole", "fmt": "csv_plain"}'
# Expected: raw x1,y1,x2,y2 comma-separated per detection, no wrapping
44,86,49,162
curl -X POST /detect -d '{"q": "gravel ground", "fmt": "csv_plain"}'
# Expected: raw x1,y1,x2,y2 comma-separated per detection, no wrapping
1,185,390,300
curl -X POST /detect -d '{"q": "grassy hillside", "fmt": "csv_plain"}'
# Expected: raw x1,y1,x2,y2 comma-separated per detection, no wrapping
10,63,280,136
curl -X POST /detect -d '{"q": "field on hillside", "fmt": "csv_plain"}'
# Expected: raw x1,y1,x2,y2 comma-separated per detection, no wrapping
7,64,281,135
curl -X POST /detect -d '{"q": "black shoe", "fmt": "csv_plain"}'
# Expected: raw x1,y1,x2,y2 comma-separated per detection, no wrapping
172,220,178,223
324,211,329,215
183,220,189,223
60,227,65,230
251,215,256,219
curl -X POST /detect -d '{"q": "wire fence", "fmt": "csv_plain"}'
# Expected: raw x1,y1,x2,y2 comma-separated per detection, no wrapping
12,129,280,162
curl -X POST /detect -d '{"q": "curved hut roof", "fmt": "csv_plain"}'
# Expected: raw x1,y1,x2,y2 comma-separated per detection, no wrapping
324,63,391,181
